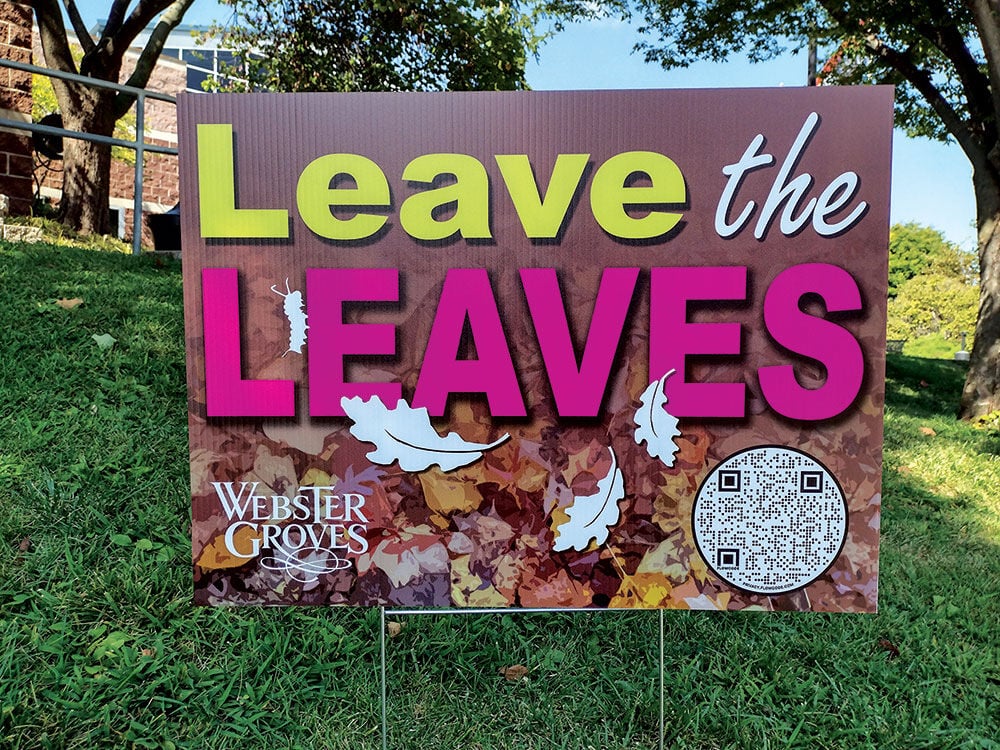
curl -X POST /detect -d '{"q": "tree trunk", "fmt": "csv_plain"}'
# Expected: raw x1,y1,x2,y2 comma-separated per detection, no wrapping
55,85,117,237
959,170,1000,418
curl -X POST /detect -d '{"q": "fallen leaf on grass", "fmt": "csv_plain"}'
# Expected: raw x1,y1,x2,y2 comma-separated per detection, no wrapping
500,664,529,682
92,333,117,351
386,621,404,638
919,379,930,388
140,647,157,658
877,638,900,659
919,426,936,437
17,537,31,552
55,297,83,309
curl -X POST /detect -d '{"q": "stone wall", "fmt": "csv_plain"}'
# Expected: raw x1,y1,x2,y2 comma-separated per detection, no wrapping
0,2,33,215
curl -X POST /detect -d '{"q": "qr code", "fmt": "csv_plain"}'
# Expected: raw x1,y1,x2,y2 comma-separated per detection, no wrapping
692,446,847,595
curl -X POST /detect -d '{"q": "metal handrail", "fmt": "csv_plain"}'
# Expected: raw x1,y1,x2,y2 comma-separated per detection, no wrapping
0,57,178,255
0,57,177,102
3,118,177,154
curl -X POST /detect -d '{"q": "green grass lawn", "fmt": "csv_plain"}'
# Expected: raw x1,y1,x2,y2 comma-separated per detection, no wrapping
1,241,998,749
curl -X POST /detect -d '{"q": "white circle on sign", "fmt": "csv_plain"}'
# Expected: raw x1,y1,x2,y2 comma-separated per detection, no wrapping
692,446,847,595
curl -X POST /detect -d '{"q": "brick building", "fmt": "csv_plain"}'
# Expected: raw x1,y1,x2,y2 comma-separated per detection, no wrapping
0,10,226,246
0,1,34,216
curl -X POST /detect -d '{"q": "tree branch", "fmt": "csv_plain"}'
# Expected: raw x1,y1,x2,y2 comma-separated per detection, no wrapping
80,0,172,77
820,1,988,166
914,11,996,141
868,32,982,153
80,0,152,76
31,0,78,73
61,0,95,53
117,0,176,52
82,0,133,76
103,0,132,38
115,0,196,118
966,0,1000,130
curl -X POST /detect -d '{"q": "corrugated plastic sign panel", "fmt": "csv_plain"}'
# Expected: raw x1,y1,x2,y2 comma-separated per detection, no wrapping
180,88,892,610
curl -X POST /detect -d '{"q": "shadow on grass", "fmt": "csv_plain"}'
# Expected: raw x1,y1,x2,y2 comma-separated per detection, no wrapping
884,354,968,419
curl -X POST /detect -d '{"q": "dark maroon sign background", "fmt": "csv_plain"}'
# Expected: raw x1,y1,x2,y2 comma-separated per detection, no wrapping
181,88,892,611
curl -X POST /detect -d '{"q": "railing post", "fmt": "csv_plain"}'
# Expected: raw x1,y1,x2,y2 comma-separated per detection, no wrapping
132,92,146,256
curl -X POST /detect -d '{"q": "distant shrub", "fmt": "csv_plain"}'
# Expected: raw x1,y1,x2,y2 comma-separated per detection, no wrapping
904,334,959,360
887,273,978,344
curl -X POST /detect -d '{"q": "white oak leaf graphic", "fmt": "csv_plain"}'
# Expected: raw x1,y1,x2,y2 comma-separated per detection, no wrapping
341,395,509,472
552,448,625,552
634,369,680,467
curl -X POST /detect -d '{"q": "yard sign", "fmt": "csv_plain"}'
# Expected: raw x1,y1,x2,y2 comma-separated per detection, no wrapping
180,88,892,611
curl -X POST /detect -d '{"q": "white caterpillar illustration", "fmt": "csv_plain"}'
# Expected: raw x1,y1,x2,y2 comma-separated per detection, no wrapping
271,278,308,356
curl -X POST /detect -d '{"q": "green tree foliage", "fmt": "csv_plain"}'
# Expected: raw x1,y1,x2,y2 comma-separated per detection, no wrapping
31,0,196,236
887,273,978,345
886,222,978,350
632,1,975,142
889,222,975,297
210,0,602,93
631,0,1000,418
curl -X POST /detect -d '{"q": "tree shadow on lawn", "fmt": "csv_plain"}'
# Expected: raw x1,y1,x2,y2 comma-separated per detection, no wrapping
884,355,969,419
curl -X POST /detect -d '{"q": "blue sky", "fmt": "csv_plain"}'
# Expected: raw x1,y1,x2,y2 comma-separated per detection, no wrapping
69,1,978,251
527,16,977,251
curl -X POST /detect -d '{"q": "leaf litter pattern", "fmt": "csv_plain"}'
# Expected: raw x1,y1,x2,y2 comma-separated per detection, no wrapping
193,385,879,612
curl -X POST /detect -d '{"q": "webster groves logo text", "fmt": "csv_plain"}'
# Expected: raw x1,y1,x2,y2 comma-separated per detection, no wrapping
211,482,369,581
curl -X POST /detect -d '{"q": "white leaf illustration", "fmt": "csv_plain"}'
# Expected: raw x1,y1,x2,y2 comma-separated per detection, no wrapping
271,278,308,356
341,395,509,472
552,448,625,552
634,369,680,468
